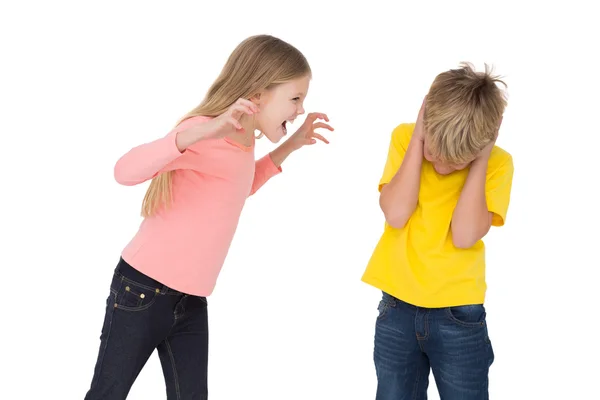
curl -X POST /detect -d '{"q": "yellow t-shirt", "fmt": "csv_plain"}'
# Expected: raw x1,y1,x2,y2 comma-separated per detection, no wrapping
361,123,514,308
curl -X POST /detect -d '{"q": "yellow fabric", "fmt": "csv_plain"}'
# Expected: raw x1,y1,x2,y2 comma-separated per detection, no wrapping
362,123,514,307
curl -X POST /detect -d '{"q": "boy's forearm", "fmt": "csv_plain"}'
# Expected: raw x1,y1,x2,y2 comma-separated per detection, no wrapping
451,157,492,248
379,138,424,229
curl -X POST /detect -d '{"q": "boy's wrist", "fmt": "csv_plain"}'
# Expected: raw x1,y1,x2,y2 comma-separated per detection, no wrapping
408,134,424,151
465,157,489,185
471,156,489,170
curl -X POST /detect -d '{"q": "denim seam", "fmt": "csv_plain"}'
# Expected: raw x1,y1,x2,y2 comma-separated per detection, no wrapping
166,338,181,400
416,310,430,343
412,364,421,400
90,290,117,390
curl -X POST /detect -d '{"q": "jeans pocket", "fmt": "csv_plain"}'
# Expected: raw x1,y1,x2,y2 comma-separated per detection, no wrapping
118,282,158,310
376,292,395,321
110,259,162,312
377,300,388,320
445,304,487,328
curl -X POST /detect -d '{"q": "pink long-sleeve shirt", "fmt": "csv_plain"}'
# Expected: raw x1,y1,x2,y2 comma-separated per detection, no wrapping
114,116,281,296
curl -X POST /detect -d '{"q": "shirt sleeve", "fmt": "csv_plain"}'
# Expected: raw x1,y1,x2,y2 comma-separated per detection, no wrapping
378,124,412,192
113,116,210,186
249,153,282,196
486,153,514,227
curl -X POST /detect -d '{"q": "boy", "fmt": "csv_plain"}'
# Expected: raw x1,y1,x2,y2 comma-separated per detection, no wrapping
362,63,513,400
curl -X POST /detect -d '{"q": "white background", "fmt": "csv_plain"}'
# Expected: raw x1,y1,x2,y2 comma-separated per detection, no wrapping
1,0,599,399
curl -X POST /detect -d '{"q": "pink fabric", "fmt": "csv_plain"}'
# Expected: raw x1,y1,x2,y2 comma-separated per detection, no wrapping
114,116,281,296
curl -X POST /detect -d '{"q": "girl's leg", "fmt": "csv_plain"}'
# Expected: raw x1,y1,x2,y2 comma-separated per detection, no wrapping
157,294,209,400
84,258,173,400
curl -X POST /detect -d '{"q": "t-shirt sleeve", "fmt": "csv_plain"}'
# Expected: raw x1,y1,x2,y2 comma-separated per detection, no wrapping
486,153,514,227
378,124,411,192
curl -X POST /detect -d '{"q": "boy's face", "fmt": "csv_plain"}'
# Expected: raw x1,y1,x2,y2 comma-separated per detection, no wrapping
423,136,474,175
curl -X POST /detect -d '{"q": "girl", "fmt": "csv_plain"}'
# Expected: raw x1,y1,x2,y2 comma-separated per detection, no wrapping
84,34,333,400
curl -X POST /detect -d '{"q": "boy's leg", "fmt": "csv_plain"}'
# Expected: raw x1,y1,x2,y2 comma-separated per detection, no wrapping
157,294,209,400
84,259,173,400
426,304,494,400
374,292,430,400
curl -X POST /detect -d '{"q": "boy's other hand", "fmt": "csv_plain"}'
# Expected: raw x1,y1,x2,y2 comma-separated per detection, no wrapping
413,96,427,142
477,116,502,160
479,139,496,160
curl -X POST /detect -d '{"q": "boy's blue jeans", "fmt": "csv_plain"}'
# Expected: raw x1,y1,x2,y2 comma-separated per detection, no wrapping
374,292,494,400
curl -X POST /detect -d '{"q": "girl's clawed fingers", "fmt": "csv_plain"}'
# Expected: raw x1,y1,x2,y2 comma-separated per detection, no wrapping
312,122,334,132
312,133,329,144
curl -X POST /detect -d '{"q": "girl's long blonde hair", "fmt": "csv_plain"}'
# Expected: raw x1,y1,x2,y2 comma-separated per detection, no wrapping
141,35,311,218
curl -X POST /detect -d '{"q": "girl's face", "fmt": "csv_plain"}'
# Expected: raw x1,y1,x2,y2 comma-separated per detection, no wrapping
254,75,310,143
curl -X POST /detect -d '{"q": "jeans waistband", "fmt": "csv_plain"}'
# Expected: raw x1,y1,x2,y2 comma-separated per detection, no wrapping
116,257,183,296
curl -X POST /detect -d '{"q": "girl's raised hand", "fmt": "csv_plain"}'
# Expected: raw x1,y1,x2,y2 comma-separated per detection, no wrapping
287,112,334,151
206,98,259,138
176,98,258,151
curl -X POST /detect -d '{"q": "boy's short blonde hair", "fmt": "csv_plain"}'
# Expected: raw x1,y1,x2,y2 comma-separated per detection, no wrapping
424,62,507,164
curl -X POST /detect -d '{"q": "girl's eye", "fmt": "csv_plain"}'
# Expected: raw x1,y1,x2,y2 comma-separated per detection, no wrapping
292,97,300,101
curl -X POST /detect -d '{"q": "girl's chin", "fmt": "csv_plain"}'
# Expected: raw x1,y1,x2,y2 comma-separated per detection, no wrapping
263,127,286,143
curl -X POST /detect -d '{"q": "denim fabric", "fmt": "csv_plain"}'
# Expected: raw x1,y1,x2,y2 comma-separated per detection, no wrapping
84,258,209,399
374,292,494,400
